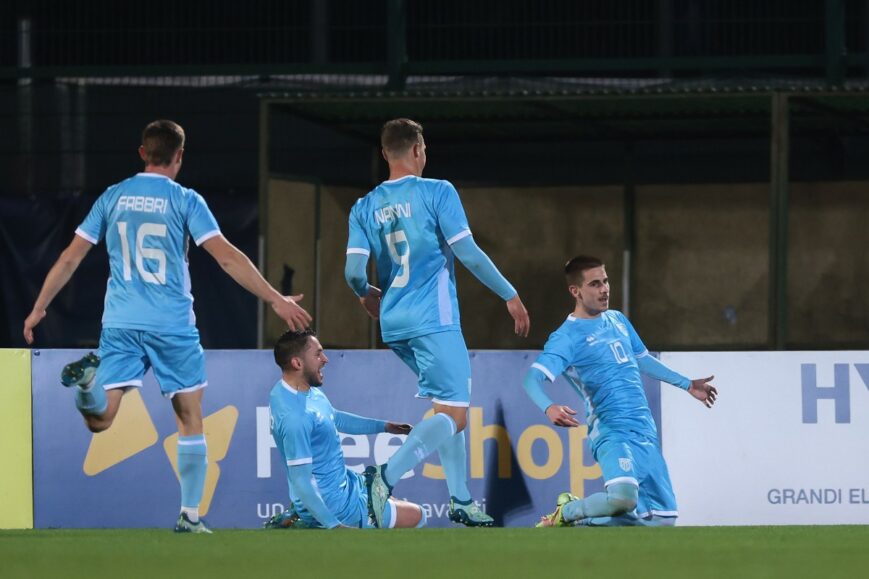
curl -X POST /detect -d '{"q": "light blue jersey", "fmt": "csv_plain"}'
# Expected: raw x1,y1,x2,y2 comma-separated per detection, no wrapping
346,175,471,342
531,310,658,447
269,380,363,527
75,173,220,332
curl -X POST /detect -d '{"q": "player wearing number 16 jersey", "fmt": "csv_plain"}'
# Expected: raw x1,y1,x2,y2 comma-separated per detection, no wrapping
23,120,312,532
344,118,530,527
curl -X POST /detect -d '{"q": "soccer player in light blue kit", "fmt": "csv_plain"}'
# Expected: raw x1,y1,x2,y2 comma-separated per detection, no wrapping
344,118,531,527
266,329,426,529
524,255,717,527
23,120,311,533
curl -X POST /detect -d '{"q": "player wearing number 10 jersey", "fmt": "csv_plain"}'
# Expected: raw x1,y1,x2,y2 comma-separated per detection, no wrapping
23,120,311,532
344,118,530,527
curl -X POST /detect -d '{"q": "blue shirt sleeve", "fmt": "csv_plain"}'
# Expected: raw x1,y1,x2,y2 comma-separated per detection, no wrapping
334,411,386,435
287,463,342,528
277,414,314,467
344,252,370,297
186,190,221,246
434,181,472,245
532,329,574,383
75,191,110,244
346,202,371,255
450,235,517,301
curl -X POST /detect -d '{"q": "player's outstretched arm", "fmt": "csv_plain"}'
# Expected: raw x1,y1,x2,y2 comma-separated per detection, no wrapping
522,366,579,427
688,375,717,408
23,235,93,344
287,464,344,529
450,235,530,337
202,235,311,331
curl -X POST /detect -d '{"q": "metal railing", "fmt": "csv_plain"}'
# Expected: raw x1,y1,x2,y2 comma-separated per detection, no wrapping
0,1,862,87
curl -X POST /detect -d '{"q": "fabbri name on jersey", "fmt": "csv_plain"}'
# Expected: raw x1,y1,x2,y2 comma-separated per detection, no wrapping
374,202,412,225
117,195,169,214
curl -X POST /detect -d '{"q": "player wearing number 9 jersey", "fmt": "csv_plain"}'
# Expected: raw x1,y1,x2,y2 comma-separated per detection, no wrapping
344,118,530,527
23,120,312,533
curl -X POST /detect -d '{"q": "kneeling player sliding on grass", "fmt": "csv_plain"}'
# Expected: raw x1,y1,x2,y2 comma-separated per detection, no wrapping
266,329,426,529
523,255,717,527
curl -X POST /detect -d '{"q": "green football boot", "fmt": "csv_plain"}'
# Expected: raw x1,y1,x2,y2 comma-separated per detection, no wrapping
536,492,579,528
363,464,393,529
61,352,101,388
174,512,213,534
263,506,310,529
448,497,494,527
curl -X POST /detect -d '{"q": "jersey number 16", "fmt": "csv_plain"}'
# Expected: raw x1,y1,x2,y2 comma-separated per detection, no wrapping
117,221,168,285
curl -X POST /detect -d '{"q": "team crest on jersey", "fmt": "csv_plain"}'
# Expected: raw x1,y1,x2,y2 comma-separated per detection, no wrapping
615,322,628,337
619,458,633,472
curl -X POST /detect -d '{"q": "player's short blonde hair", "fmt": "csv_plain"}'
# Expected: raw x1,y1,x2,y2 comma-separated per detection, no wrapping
141,120,185,166
380,118,423,157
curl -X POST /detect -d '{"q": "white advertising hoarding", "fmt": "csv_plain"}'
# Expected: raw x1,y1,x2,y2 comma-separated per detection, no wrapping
660,351,869,525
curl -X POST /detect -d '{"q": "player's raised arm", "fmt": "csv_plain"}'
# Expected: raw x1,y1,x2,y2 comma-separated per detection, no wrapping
450,234,530,337
201,234,311,331
23,234,94,344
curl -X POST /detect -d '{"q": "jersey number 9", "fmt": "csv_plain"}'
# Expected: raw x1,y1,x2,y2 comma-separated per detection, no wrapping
385,230,410,288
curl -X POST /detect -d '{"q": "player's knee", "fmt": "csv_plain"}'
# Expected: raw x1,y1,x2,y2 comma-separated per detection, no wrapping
85,418,111,433
608,496,637,514
607,483,638,515
452,413,467,432
415,505,427,528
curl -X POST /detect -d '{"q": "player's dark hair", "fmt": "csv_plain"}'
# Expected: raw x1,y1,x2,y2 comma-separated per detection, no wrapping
141,120,185,166
274,329,317,371
381,118,423,157
565,255,604,286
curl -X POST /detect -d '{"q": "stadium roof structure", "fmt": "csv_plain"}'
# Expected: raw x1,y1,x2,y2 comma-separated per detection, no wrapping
259,76,869,143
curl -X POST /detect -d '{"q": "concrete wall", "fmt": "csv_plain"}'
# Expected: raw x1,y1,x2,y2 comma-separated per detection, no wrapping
266,177,869,350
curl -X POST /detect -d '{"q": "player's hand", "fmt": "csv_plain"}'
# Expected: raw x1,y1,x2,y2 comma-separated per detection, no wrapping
688,375,717,408
506,295,530,337
359,286,382,320
545,404,579,427
23,308,46,345
272,294,312,331
385,422,412,435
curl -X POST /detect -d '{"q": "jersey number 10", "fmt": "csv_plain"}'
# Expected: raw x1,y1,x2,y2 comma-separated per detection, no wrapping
117,221,168,285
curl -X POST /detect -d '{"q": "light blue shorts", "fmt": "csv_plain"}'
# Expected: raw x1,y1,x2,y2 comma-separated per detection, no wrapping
388,330,472,407
593,434,678,519
96,327,207,398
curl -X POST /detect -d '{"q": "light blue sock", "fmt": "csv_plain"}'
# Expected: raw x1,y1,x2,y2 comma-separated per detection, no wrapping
383,413,456,488
562,483,638,522
74,385,107,416
437,431,471,502
177,435,208,510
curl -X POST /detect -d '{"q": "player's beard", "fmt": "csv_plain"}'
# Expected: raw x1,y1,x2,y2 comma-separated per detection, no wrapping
303,365,324,387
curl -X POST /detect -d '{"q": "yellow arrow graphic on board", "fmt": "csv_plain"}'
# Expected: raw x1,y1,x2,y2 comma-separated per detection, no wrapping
83,389,158,476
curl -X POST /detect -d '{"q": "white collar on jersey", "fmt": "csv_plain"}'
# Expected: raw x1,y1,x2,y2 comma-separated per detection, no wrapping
382,175,415,185
280,379,299,394
136,172,172,180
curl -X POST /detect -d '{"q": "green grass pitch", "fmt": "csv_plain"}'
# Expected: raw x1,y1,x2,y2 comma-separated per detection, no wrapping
2,526,867,579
